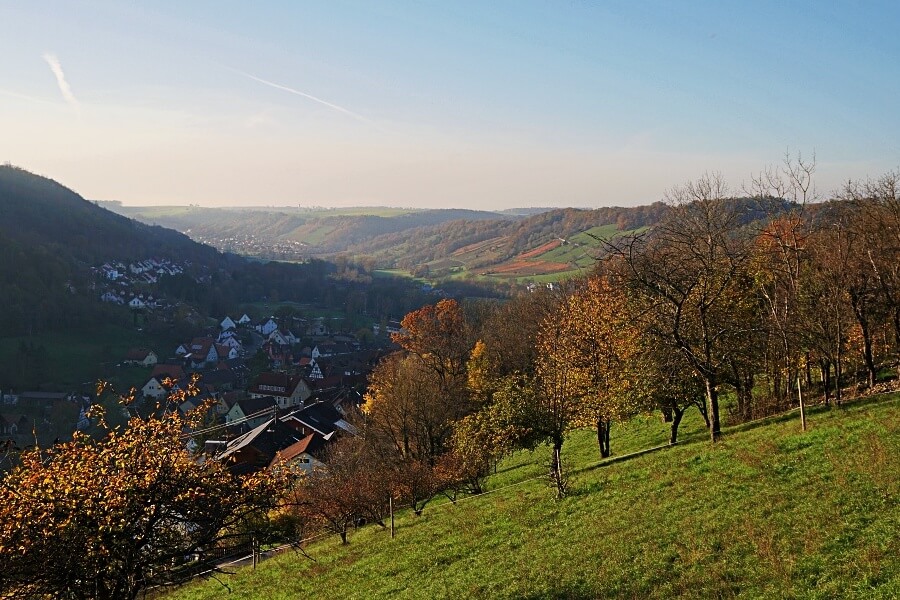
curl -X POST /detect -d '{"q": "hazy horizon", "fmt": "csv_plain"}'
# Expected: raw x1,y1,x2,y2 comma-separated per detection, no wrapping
2,1,898,210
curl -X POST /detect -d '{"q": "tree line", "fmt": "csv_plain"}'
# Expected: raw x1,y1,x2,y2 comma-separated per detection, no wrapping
316,158,900,502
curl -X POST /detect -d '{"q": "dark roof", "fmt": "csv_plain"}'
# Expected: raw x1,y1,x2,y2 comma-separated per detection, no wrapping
249,372,305,396
125,348,154,361
282,401,345,436
235,395,278,418
200,369,236,388
217,418,306,473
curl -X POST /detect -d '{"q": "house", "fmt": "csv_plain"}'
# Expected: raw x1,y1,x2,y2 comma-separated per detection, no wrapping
220,343,239,361
225,396,278,429
218,336,243,352
128,297,146,309
255,317,278,336
268,329,293,347
100,291,124,304
237,313,252,325
281,401,357,438
307,319,329,336
152,363,187,382
215,418,307,475
187,337,218,367
0,413,31,436
307,360,324,380
248,372,311,410
269,432,329,473
124,348,158,367
220,316,237,331
141,376,177,400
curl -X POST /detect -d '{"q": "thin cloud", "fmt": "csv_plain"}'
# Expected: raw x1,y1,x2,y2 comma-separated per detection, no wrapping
231,67,375,127
42,52,80,111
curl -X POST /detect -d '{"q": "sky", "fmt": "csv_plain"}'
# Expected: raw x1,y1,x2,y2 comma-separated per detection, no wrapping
1,1,899,210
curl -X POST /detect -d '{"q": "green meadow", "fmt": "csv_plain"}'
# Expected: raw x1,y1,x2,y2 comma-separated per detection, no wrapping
167,393,900,599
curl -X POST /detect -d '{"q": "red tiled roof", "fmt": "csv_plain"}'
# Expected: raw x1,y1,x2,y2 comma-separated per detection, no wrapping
270,432,327,466
125,348,153,361
151,364,186,381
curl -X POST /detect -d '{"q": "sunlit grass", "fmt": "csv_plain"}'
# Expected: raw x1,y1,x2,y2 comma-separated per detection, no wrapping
166,394,900,599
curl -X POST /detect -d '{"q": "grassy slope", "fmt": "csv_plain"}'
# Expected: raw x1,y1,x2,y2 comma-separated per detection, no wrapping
169,394,899,599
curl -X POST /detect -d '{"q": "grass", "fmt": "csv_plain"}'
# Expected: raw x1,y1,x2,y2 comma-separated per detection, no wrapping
166,393,900,599
538,224,623,267
0,324,182,391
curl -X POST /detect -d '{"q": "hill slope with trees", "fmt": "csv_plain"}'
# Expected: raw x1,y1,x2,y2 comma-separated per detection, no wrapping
168,394,900,600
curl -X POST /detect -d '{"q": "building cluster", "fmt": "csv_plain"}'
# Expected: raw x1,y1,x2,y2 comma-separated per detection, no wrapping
127,313,388,474
94,258,188,308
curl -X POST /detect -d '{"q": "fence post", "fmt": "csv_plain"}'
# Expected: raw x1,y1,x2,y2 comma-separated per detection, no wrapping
390,496,395,539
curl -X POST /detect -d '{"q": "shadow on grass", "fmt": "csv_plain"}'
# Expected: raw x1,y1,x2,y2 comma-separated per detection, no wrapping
572,442,678,477
510,583,596,600
723,389,899,437
492,461,533,477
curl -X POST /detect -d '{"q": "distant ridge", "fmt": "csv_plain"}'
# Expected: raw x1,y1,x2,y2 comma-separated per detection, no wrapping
0,165,218,264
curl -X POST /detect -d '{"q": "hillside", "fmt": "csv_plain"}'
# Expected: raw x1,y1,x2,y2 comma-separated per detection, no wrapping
168,394,900,599
0,166,219,265
0,166,226,336
112,201,673,282
106,203,509,257
115,198,794,285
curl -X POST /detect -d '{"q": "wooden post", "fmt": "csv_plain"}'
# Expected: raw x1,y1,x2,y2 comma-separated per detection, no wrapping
252,536,258,569
797,377,807,432
389,496,395,539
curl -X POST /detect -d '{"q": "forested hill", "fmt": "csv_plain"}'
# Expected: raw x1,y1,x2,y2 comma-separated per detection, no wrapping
0,165,223,336
345,203,673,269
106,203,508,254
0,165,218,265
108,196,796,277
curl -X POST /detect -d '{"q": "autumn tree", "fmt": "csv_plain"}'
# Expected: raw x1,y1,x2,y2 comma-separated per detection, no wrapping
641,342,708,444
477,288,561,379
746,153,817,411
288,436,390,544
0,388,285,600
391,298,473,386
841,171,900,380
546,275,645,458
363,352,464,464
613,173,757,441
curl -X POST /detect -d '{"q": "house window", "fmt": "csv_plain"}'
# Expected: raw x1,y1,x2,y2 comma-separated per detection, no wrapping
300,458,310,463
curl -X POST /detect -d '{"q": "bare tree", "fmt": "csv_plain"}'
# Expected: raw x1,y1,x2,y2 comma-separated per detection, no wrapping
613,173,757,441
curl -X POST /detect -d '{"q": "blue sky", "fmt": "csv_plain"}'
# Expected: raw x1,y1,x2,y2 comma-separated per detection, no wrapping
1,1,898,208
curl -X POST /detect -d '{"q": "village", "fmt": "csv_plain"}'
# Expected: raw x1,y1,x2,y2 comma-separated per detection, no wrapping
0,253,406,474
1,309,402,474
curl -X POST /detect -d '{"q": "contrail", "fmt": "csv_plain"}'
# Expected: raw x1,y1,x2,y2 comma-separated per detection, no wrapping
232,67,375,127
42,52,80,111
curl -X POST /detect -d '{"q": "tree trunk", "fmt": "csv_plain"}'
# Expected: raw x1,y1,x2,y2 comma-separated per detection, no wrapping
695,400,710,428
669,406,684,445
862,324,877,389
821,361,831,405
596,418,611,458
805,352,813,388
705,378,721,442
550,438,566,498
339,529,348,544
